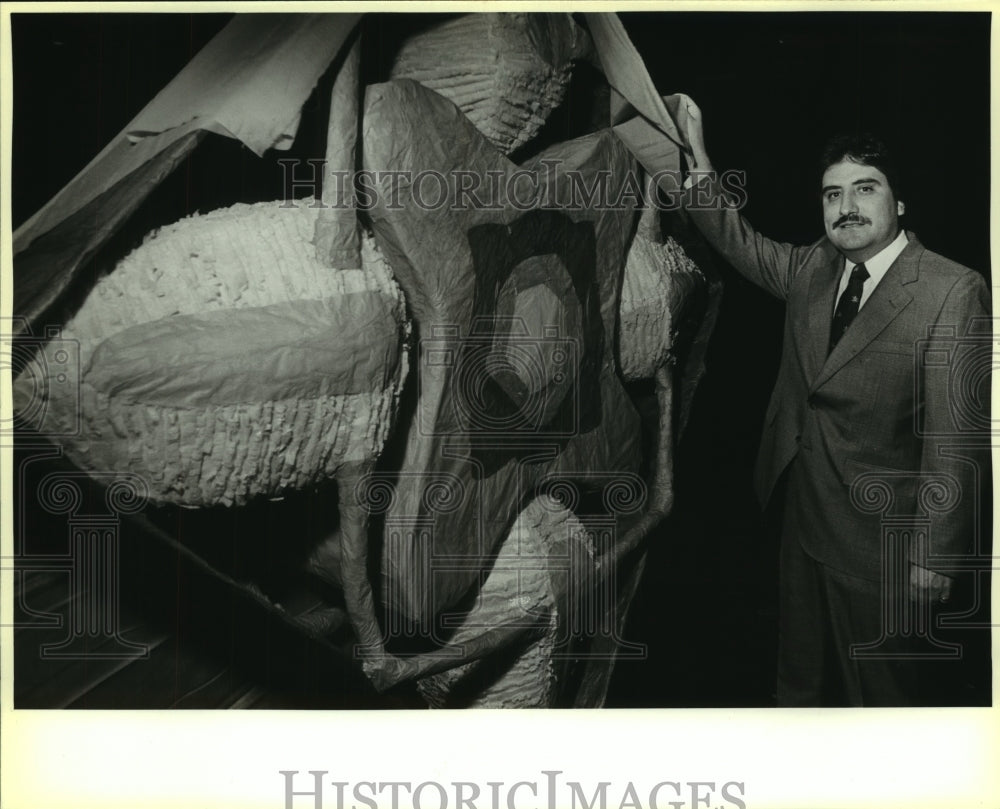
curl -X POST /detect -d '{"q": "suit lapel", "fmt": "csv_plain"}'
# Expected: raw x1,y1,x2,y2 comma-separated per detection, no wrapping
808,232,921,393
804,251,842,382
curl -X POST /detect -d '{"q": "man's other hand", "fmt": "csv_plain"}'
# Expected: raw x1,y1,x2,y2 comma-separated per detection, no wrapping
909,563,954,604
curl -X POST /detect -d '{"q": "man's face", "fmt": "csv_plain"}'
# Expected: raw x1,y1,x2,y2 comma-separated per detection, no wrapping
821,159,904,263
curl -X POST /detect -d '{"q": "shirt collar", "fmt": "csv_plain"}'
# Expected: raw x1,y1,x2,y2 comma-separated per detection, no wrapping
845,229,909,278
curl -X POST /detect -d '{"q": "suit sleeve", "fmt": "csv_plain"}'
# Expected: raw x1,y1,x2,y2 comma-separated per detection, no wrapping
919,269,992,568
683,173,810,301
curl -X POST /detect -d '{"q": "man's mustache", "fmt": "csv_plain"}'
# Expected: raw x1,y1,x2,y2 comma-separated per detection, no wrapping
834,214,870,228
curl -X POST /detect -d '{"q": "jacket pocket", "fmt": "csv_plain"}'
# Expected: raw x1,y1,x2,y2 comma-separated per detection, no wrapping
842,458,919,515
867,339,916,357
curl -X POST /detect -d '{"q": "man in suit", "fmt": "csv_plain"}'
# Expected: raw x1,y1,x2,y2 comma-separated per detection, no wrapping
678,99,990,706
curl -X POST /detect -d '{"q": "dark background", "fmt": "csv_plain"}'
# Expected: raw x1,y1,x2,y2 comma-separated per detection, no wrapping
11,12,992,707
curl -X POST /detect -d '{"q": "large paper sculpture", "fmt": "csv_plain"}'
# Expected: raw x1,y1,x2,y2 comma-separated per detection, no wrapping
12,12,718,707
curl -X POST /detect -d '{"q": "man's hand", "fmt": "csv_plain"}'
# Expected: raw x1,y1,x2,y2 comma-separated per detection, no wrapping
674,94,712,173
909,563,954,604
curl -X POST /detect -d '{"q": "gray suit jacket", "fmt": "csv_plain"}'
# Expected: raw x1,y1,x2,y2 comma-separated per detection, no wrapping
687,177,991,579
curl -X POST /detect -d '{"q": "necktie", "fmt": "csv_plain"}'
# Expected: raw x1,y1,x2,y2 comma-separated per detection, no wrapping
829,263,869,354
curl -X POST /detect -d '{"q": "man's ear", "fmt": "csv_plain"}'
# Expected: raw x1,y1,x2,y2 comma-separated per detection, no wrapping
897,200,906,216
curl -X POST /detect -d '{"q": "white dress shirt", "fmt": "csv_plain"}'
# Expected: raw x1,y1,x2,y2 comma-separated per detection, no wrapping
836,229,909,310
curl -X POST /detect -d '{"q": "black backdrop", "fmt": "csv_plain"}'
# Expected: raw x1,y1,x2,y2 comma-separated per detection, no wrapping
10,12,991,707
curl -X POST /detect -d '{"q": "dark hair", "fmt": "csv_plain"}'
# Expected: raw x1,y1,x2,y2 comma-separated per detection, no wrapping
820,133,902,202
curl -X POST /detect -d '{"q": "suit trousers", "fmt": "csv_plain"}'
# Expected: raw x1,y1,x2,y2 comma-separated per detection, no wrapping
775,460,919,707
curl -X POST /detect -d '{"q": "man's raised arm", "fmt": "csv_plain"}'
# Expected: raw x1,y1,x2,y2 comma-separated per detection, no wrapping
678,96,812,301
